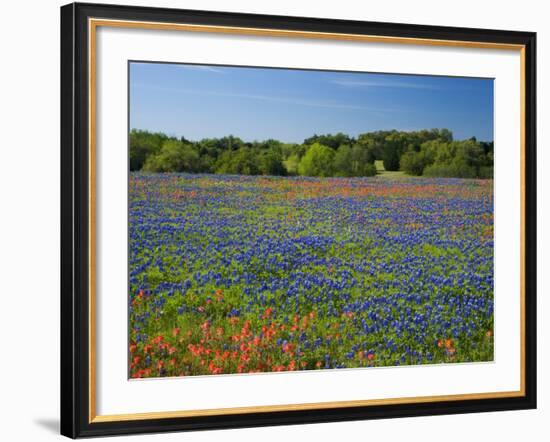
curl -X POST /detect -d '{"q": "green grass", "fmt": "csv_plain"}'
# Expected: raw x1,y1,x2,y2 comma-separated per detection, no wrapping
375,160,406,178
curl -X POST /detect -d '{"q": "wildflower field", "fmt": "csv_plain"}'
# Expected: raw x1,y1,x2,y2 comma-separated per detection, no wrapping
129,173,494,378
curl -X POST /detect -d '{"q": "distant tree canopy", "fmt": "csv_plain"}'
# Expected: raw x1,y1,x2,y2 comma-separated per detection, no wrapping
130,128,492,178
400,137,493,178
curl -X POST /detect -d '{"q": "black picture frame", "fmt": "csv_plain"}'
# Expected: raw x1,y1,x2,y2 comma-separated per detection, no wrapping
61,2,537,438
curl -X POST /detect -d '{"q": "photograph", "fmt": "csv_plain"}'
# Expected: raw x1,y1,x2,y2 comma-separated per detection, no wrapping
128,62,495,379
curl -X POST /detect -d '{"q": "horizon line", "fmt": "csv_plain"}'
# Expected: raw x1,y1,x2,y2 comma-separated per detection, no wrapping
129,127,494,145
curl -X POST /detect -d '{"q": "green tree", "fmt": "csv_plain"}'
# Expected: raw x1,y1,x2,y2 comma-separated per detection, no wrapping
283,154,301,175
350,145,377,176
382,146,400,171
129,129,167,171
400,151,426,176
333,145,354,177
142,139,200,173
298,143,335,177
333,144,377,177
128,127,491,179
303,133,352,149
399,141,437,176
258,150,287,176
354,136,378,164
382,132,407,171
215,148,260,175
218,135,244,151
419,139,487,178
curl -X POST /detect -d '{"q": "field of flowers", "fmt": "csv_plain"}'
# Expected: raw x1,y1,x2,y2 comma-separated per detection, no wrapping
129,173,494,378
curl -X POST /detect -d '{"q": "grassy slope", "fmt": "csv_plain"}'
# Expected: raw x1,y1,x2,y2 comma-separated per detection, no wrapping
375,160,406,178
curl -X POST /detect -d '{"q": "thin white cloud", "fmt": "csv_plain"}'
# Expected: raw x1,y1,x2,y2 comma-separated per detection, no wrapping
179,65,226,73
332,79,441,90
132,82,403,113
220,91,374,111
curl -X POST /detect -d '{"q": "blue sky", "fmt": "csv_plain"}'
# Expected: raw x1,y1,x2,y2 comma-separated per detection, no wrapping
130,62,493,143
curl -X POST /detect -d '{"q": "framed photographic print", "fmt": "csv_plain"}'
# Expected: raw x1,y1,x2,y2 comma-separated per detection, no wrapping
60,2,537,438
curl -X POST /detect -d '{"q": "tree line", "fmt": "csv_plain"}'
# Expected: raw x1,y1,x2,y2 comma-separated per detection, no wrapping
130,128,493,178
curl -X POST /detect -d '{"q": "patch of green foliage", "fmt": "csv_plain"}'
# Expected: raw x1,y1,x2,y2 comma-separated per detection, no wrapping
130,128,492,179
